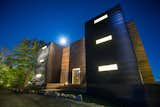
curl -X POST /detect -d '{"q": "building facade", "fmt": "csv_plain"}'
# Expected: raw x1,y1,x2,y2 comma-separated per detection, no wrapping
32,4,154,103
33,39,86,90
85,4,154,101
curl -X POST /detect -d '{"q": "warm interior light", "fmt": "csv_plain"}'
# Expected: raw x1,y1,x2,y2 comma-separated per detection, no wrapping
72,68,80,71
36,74,42,78
98,64,118,72
42,46,47,50
72,68,81,84
39,59,45,63
96,35,112,44
94,14,108,24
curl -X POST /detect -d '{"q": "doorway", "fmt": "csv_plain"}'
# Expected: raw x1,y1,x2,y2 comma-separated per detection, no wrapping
72,68,80,85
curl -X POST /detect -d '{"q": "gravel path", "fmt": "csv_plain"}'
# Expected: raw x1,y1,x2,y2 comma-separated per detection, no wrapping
0,90,105,107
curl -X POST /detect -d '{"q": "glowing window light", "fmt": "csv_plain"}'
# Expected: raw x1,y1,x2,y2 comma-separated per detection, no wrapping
96,35,112,44
72,68,80,71
42,46,47,50
36,74,42,78
94,14,108,24
98,64,118,72
39,59,45,63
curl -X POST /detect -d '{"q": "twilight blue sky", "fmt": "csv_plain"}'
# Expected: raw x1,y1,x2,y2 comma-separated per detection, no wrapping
0,0,160,81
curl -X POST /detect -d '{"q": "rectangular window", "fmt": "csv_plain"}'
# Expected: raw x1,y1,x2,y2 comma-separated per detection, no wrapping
42,46,47,50
98,64,118,72
39,59,45,63
96,35,112,44
94,14,108,24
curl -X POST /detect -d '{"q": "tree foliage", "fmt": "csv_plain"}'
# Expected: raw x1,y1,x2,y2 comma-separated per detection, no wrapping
0,39,46,89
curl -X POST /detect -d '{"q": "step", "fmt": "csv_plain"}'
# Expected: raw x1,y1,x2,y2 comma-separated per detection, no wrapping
46,83,65,89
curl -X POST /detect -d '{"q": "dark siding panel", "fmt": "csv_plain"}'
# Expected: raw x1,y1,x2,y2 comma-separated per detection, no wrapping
85,5,141,99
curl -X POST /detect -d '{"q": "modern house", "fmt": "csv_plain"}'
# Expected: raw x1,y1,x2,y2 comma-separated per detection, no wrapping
33,4,155,104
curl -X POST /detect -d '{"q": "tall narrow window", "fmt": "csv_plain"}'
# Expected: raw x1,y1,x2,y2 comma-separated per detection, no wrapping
94,14,108,24
96,35,112,44
98,64,118,72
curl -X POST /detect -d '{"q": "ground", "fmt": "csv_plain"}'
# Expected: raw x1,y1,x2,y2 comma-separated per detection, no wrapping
0,90,105,107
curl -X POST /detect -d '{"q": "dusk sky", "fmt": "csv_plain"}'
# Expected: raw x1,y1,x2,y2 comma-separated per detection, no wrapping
0,0,160,81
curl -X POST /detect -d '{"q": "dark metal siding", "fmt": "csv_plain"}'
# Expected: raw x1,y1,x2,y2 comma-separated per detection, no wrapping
85,5,141,98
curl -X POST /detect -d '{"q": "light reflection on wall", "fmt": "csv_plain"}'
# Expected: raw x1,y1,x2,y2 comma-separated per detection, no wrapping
32,46,49,86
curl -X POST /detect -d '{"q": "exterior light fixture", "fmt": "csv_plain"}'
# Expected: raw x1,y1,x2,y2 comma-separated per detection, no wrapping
42,46,47,50
65,81,68,85
94,14,108,24
98,64,118,72
96,35,112,44
6,84,10,87
28,81,32,85
36,74,42,78
39,59,45,63
0,80,3,84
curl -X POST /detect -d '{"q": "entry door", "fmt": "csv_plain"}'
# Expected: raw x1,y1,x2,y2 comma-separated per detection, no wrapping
72,68,80,84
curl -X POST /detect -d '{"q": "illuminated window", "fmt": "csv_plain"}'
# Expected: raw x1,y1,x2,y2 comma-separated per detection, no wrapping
39,59,45,63
35,74,42,78
94,14,108,24
42,46,47,50
98,64,118,72
96,35,112,44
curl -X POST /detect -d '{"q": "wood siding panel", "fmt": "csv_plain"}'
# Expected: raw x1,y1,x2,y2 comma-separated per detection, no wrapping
69,38,86,87
60,47,70,83
46,43,62,83
127,22,154,83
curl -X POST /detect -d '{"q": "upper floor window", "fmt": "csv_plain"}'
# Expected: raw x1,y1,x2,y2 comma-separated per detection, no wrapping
96,35,112,45
98,64,118,72
42,46,47,50
94,14,108,24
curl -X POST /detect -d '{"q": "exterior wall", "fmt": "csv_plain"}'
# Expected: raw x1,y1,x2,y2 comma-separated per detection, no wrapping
127,21,154,84
46,43,63,83
34,45,49,86
85,5,142,99
60,46,70,84
69,38,86,87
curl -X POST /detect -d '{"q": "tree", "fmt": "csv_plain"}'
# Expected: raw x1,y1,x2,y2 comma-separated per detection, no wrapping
0,47,13,88
0,39,46,89
8,39,46,88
